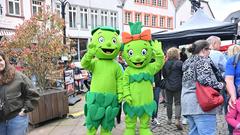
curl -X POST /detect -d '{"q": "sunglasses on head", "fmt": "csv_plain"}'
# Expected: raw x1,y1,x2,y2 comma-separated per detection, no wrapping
204,47,211,50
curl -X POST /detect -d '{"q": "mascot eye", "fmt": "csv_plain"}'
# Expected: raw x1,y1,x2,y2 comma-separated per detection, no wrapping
128,50,134,56
98,37,104,43
141,49,147,55
112,38,117,44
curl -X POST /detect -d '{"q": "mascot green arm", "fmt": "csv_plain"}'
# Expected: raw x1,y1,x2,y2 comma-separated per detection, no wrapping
80,42,97,72
116,65,124,102
149,40,165,74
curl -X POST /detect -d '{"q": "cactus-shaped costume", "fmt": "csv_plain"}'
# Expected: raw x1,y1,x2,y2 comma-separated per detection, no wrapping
81,26,123,135
121,22,164,135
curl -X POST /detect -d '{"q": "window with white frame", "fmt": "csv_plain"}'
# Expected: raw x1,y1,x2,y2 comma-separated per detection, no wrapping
140,0,145,4
69,6,76,28
158,0,162,6
159,16,165,28
32,0,43,15
0,4,3,15
101,10,108,26
110,12,117,28
91,9,98,29
144,14,150,26
8,0,20,15
152,15,157,27
124,11,131,24
135,13,141,22
167,17,172,29
55,3,61,17
146,0,150,4
180,21,185,26
134,0,139,3
80,8,88,29
162,0,167,7
152,0,157,6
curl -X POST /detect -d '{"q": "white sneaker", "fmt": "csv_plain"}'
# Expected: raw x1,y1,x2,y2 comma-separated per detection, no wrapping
153,118,160,125
182,117,188,125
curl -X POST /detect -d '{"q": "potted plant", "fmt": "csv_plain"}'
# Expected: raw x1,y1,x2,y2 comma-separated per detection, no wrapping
0,9,69,126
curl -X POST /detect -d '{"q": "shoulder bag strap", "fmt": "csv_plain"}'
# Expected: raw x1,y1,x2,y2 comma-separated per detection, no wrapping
233,52,240,68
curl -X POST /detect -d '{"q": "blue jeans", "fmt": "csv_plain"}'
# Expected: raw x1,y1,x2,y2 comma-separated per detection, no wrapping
187,114,216,135
0,115,29,135
152,87,161,118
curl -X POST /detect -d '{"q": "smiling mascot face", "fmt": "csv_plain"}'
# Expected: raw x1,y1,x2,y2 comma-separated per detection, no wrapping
91,27,121,59
123,40,153,68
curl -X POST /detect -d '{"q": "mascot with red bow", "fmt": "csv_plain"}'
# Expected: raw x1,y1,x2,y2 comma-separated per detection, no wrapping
121,22,165,135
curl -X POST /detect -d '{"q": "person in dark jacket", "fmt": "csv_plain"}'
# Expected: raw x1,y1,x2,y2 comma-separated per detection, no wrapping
0,51,40,135
180,47,188,62
162,47,183,130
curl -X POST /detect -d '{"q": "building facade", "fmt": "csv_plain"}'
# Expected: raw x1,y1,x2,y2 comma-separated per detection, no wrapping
51,0,123,61
1,0,176,61
123,0,175,33
0,0,52,39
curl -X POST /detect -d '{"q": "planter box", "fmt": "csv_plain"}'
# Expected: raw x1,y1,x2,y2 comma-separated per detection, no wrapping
29,89,69,126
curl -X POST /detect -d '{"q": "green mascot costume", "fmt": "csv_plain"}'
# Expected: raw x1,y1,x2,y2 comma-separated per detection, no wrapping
121,22,165,135
81,26,123,135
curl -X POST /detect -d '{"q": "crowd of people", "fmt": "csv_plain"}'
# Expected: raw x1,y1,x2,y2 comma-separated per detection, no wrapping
150,36,240,135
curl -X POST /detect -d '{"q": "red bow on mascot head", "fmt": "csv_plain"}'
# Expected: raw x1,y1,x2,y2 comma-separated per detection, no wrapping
122,29,151,44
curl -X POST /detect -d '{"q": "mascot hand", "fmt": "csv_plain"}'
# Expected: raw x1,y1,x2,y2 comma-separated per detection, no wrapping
152,40,164,56
124,95,133,105
87,42,97,56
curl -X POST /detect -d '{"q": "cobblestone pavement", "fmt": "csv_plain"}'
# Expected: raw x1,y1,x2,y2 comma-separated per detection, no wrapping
112,103,229,135
29,94,229,135
150,104,229,135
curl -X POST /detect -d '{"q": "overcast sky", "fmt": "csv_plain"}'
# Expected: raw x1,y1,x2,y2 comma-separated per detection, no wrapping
207,0,240,21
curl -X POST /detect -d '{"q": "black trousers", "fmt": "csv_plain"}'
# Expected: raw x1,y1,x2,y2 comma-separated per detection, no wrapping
165,90,181,120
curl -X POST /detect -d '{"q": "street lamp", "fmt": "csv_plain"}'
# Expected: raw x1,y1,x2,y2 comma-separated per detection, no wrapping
58,0,70,45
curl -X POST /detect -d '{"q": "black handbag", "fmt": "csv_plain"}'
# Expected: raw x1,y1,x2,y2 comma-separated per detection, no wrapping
159,61,175,89
159,78,167,89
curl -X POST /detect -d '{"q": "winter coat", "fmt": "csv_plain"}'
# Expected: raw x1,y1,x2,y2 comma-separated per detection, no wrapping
0,71,39,122
162,60,183,91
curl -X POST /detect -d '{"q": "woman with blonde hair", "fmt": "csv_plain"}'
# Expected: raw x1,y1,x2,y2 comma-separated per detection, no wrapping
227,45,240,57
162,47,183,130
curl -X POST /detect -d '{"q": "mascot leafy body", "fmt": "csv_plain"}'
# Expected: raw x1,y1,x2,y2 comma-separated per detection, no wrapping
81,26,123,135
122,22,164,135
